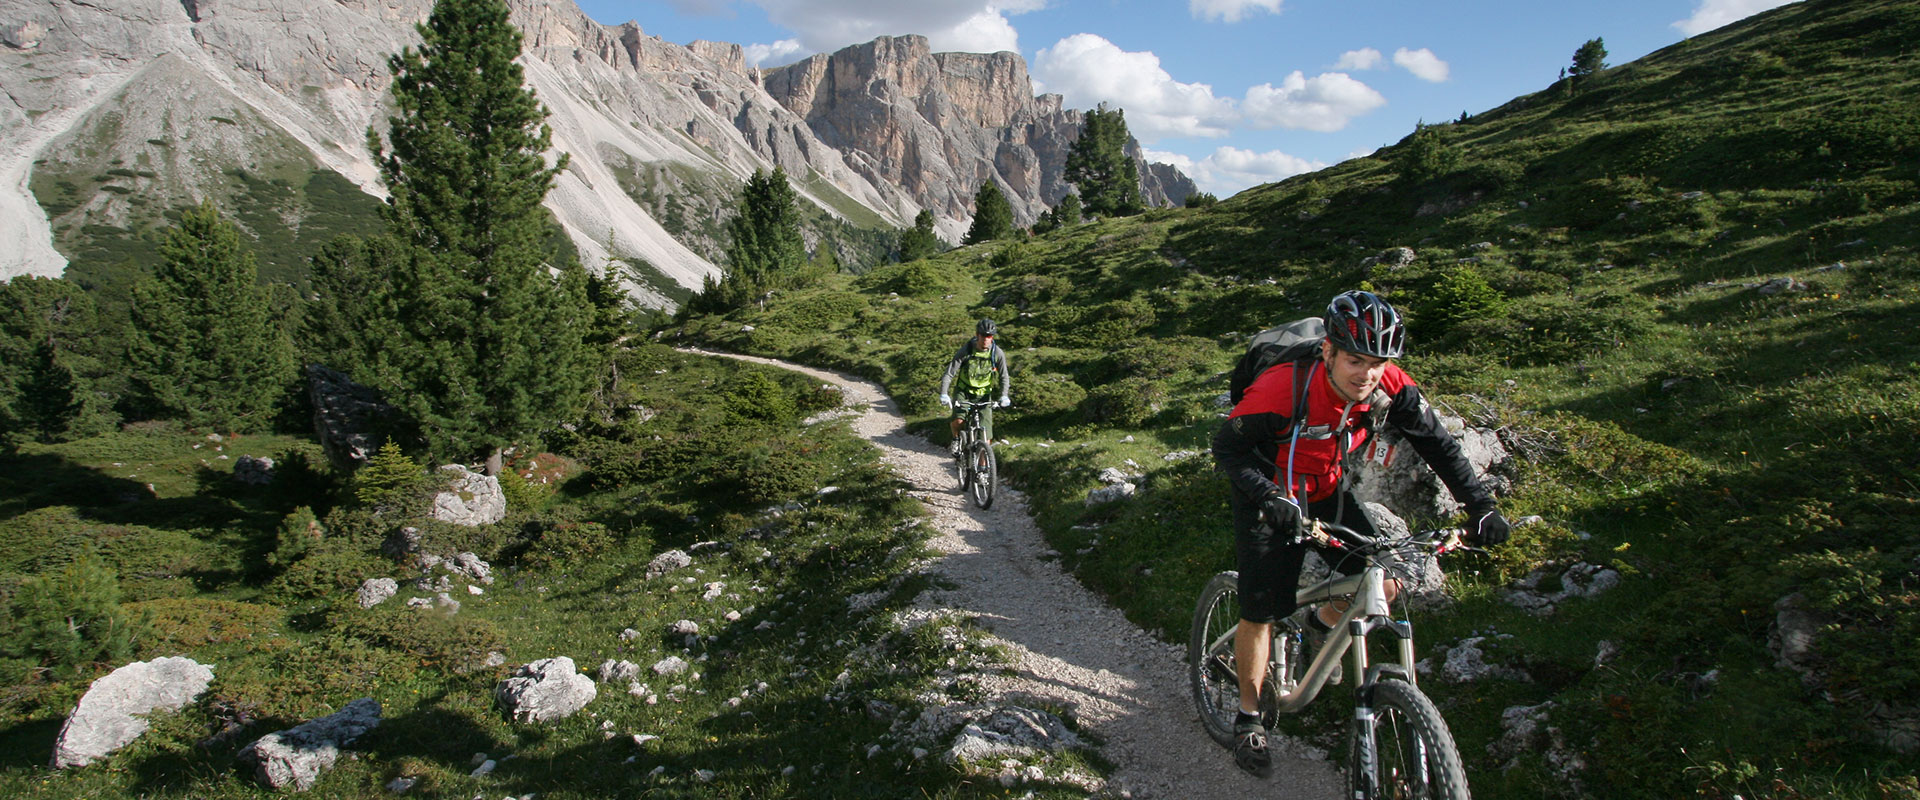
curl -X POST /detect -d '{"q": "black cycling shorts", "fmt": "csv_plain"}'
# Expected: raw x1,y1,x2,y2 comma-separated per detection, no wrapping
1231,490,1382,624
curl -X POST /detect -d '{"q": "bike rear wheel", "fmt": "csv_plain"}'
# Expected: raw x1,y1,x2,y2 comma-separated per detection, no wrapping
968,442,996,508
1350,678,1470,800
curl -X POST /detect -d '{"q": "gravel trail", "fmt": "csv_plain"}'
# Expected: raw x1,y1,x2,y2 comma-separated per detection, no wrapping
689,349,1343,799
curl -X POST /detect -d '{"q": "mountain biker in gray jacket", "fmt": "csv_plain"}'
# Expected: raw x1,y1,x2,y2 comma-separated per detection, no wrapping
939,318,1011,453
1210,290,1511,778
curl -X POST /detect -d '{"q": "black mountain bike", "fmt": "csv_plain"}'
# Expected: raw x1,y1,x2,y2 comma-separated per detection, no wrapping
1189,521,1473,799
951,398,998,509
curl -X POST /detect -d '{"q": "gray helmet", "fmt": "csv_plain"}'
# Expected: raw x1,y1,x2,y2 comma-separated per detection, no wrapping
1324,290,1405,359
976,318,997,337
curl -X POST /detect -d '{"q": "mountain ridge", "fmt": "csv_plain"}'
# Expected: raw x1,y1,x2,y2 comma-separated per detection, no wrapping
0,0,1195,304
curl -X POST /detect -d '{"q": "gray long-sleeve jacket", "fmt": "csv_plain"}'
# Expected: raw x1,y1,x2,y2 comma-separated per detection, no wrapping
938,339,1010,399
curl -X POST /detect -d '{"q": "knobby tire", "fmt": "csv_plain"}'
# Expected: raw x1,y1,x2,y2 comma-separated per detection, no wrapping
1350,678,1470,800
968,442,997,509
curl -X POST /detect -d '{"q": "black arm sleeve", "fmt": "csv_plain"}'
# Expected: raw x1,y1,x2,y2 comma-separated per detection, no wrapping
1383,384,1496,511
1211,412,1291,502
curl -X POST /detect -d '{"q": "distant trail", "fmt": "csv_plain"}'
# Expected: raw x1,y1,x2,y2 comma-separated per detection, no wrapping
685,348,1343,799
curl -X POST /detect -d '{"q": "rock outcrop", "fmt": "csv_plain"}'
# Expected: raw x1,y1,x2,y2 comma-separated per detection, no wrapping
52,657,215,768
497,657,597,723
763,35,1194,242
0,0,1194,298
237,697,383,790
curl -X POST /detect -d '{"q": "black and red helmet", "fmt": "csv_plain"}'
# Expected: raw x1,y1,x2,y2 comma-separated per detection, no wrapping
1324,290,1405,359
976,318,997,337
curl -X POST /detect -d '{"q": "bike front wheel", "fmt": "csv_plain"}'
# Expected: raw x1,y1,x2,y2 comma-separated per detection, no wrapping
1350,678,1470,800
968,442,997,509
1188,571,1243,749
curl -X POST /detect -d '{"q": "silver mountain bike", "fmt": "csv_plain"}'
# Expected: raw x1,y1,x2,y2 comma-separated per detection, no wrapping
951,399,998,509
1188,521,1473,799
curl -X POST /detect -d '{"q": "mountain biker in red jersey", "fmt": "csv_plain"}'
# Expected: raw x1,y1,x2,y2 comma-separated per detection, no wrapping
1210,289,1511,778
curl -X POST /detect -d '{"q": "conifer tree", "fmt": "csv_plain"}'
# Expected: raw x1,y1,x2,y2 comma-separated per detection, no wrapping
304,233,406,379
125,201,294,432
1064,104,1144,218
368,0,596,471
898,210,943,262
690,168,807,313
963,180,1015,245
1055,193,1084,226
1570,38,1608,83
13,341,82,444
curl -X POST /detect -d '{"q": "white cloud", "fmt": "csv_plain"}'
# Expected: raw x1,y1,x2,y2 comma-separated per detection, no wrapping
747,0,1039,56
1241,71,1386,132
1673,0,1800,36
1333,48,1383,71
1392,47,1449,82
1033,34,1237,141
1189,0,1283,23
744,38,808,67
1147,146,1326,196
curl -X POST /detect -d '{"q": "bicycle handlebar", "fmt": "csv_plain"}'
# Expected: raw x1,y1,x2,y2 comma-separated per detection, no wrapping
1309,521,1476,556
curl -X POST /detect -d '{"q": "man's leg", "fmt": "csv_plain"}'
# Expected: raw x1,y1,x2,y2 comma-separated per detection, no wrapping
1234,618,1272,714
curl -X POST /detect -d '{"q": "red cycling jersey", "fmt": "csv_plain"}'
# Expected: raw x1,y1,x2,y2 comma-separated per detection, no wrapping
1226,359,1415,502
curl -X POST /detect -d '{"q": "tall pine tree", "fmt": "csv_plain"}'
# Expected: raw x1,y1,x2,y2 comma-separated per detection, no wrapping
1064,104,1144,219
125,201,294,432
898,209,943,262
368,0,596,472
690,168,807,313
963,180,1015,245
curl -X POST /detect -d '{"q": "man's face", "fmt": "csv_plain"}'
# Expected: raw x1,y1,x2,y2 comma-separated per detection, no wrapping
977,333,994,349
1322,340,1389,403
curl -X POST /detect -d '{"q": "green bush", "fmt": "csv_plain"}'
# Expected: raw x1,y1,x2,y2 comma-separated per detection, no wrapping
1418,265,1509,341
127,597,282,650
1080,377,1169,427
1016,373,1089,416
516,521,615,571
0,548,147,675
723,370,798,425
710,437,828,506
1101,336,1221,381
331,604,505,672
270,544,390,600
268,506,324,569
212,633,417,719
354,439,429,512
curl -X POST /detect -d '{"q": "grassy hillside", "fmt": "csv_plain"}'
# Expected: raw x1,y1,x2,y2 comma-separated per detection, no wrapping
0,345,1110,798
669,0,1920,796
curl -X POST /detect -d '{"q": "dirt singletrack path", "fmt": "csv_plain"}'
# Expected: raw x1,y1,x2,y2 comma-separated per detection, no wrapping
687,349,1343,798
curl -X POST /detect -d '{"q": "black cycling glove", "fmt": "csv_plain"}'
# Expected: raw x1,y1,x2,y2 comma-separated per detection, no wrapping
1467,507,1511,547
1261,491,1301,533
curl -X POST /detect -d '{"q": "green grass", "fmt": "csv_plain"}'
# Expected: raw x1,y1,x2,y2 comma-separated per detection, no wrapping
666,2,1920,796
0,347,1105,798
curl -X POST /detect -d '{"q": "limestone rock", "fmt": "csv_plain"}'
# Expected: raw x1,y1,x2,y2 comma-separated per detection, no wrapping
645,549,692,579
356,577,399,608
306,365,394,472
497,657,597,723
1350,409,1512,519
238,698,383,790
52,657,215,768
232,455,275,485
432,465,506,527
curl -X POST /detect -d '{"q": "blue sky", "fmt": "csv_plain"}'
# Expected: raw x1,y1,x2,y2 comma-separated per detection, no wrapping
571,0,1801,197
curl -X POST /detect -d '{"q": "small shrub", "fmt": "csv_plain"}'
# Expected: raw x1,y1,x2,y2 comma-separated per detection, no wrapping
1016,373,1089,417
268,506,324,569
212,634,416,719
517,521,614,571
497,467,553,512
128,597,282,650
331,605,505,672
270,545,389,601
0,549,147,675
1102,336,1221,381
709,437,827,505
1418,265,1509,341
354,439,428,512
1081,377,1169,427
722,370,798,425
